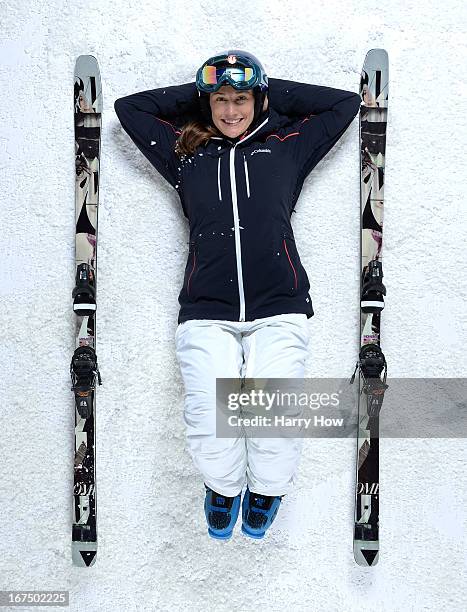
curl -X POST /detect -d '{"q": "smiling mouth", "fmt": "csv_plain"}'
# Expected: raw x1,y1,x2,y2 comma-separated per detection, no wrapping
222,119,243,125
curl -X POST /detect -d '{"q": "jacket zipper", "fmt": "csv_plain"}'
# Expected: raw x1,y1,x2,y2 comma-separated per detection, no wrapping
228,117,269,321
229,147,246,320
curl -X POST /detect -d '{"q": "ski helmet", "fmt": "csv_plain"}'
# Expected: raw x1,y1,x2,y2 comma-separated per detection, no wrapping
196,50,268,129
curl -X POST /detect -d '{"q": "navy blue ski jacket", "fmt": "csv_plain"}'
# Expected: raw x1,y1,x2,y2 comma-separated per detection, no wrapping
114,78,361,324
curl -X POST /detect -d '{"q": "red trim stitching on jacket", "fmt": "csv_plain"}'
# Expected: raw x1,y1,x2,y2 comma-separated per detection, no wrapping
265,115,316,141
283,239,298,290
155,116,182,136
187,251,196,295
265,132,300,142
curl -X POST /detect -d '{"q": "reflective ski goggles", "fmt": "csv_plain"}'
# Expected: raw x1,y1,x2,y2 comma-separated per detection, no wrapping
196,54,261,93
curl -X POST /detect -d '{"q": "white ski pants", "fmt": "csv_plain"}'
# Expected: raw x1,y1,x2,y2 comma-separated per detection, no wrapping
174,313,310,497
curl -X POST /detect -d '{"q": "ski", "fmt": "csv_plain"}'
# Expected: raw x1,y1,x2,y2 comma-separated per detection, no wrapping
351,49,389,567
71,55,102,567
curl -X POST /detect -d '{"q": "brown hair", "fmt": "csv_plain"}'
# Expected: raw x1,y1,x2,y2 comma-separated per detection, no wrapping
175,121,221,157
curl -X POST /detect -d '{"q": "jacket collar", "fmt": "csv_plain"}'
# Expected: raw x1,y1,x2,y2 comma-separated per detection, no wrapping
205,109,286,155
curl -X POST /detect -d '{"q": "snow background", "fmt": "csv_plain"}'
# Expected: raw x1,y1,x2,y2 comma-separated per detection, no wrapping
1,0,466,610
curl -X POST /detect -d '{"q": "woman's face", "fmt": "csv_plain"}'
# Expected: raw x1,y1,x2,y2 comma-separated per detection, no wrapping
209,85,255,138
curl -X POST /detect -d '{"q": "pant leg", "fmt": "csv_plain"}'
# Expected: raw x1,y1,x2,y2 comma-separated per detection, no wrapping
175,320,247,497
242,314,310,496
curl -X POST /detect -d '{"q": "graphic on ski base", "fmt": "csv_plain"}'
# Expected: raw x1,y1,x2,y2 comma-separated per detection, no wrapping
71,54,102,567
352,48,389,567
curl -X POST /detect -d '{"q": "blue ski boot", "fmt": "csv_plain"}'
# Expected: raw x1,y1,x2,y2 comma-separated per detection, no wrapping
204,485,241,540
241,487,284,539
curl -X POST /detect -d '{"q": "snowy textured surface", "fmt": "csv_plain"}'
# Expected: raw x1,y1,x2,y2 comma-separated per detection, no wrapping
1,1,466,610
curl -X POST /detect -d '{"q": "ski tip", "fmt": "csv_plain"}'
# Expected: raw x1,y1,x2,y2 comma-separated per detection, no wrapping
74,54,100,76
364,48,389,63
74,55,102,112
76,54,98,63
366,48,388,55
